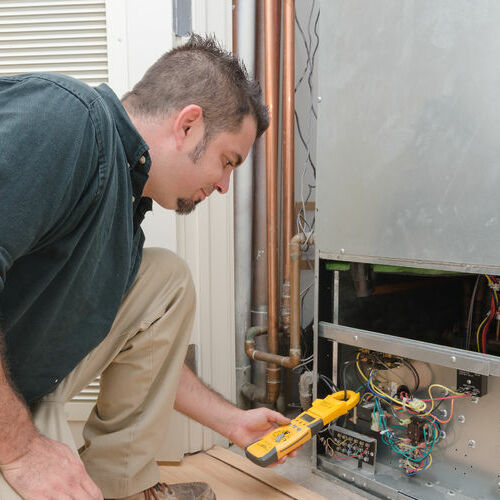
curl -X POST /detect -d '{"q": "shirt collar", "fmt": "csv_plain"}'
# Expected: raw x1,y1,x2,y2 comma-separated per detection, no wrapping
94,83,150,170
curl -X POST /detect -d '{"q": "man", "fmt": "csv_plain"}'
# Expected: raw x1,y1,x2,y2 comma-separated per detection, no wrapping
0,35,295,500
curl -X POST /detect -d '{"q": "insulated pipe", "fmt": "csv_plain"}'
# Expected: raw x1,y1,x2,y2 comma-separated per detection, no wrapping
245,234,308,371
281,0,295,335
233,0,257,409
263,0,281,403
250,0,268,396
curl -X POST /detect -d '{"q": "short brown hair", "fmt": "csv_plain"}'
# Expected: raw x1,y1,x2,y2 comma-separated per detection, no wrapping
122,34,269,140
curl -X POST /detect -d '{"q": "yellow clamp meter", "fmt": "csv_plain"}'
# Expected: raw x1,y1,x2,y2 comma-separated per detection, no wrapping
245,390,360,467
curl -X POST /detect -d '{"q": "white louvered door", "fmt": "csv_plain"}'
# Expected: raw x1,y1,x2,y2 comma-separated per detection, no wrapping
0,0,108,85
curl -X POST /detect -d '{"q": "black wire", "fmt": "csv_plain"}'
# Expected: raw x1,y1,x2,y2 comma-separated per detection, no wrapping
307,8,320,120
294,13,311,92
294,109,317,175
400,358,420,392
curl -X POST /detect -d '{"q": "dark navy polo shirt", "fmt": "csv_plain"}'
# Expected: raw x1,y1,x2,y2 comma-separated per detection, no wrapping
0,73,153,403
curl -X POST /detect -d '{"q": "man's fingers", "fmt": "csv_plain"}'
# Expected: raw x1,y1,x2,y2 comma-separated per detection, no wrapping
266,409,290,426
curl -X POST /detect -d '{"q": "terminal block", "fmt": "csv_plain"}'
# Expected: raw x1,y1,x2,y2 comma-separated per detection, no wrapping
330,425,377,467
456,370,487,397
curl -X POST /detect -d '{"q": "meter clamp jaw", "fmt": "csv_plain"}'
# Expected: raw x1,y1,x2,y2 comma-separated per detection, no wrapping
245,391,360,467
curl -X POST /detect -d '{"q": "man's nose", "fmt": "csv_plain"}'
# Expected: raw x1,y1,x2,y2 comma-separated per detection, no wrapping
214,169,232,194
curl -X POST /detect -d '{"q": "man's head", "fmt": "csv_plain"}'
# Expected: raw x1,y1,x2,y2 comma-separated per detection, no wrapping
122,34,269,214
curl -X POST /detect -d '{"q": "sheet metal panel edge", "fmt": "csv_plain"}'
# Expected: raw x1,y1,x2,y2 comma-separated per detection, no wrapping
316,1,500,270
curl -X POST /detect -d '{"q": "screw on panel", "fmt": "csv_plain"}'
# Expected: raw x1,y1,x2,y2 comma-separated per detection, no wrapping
450,356,457,363
353,335,358,341
439,409,448,418
317,96,322,102
467,440,476,448
457,415,465,424
340,248,345,254
466,379,472,384
447,491,456,496
425,482,433,487
440,431,447,440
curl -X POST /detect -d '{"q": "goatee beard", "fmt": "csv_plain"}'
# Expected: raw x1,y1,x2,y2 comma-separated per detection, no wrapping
176,197,201,215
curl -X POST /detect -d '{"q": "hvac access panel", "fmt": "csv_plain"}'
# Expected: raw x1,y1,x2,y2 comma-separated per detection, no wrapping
315,0,500,273
312,2,500,499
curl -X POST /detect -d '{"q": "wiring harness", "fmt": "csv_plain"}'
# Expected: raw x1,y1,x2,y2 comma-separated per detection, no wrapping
319,351,471,477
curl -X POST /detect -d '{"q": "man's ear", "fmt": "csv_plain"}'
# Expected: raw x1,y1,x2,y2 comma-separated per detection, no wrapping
173,104,204,150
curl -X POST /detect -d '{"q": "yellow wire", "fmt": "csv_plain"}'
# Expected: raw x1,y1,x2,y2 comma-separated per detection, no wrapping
360,392,372,404
357,354,464,416
325,437,336,456
357,353,425,411
356,353,368,382
476,314,489,352
406,453,433,473
369,377,427,412
423,454,433,471
428,383,463,397
485,275,499,305
411,383,464,417
335,438,349,447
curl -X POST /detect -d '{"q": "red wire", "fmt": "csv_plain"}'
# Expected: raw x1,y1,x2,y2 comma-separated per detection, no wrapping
481,295,495,354
431,399,455,424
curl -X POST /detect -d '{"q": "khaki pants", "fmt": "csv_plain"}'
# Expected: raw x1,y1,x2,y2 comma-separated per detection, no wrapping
0,248,195,499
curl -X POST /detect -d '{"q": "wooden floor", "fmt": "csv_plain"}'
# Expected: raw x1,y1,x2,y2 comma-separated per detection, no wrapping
159,446,329,500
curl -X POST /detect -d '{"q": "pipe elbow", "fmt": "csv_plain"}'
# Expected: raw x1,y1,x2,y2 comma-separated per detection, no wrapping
245,325,268,342
288,349,301,367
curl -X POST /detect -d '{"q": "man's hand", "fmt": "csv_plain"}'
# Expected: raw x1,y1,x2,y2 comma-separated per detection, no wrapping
173,367,300,467
227,408,300,466
1,434,103,500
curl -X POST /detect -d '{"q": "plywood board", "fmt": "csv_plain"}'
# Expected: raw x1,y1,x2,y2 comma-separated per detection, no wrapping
160,452,293,500
206,446,329,500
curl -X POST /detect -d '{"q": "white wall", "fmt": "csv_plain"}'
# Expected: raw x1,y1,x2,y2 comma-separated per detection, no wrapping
175,0,236,454
110,0,236,456
107,0,177,251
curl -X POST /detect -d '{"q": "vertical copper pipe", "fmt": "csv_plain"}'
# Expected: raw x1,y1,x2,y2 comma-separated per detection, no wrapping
281,0,295,335
264,0,280,402
251,0,269,396
232,1,238,54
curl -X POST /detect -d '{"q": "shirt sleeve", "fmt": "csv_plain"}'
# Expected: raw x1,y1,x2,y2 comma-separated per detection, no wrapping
0,77,99,294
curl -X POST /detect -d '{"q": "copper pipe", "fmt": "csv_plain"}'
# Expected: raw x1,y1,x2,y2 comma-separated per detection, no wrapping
245,234,308,372
281,0,295,335
252,0,268,317
232,1,238,54
289,233,306,364
250,0,268,396
264,0,280,402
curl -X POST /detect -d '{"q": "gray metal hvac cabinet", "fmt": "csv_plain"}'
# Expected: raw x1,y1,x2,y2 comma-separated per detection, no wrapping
313,2,500,499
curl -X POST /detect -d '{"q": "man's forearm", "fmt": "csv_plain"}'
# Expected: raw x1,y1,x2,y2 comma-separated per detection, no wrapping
0,329,38,464
174,364,243,441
